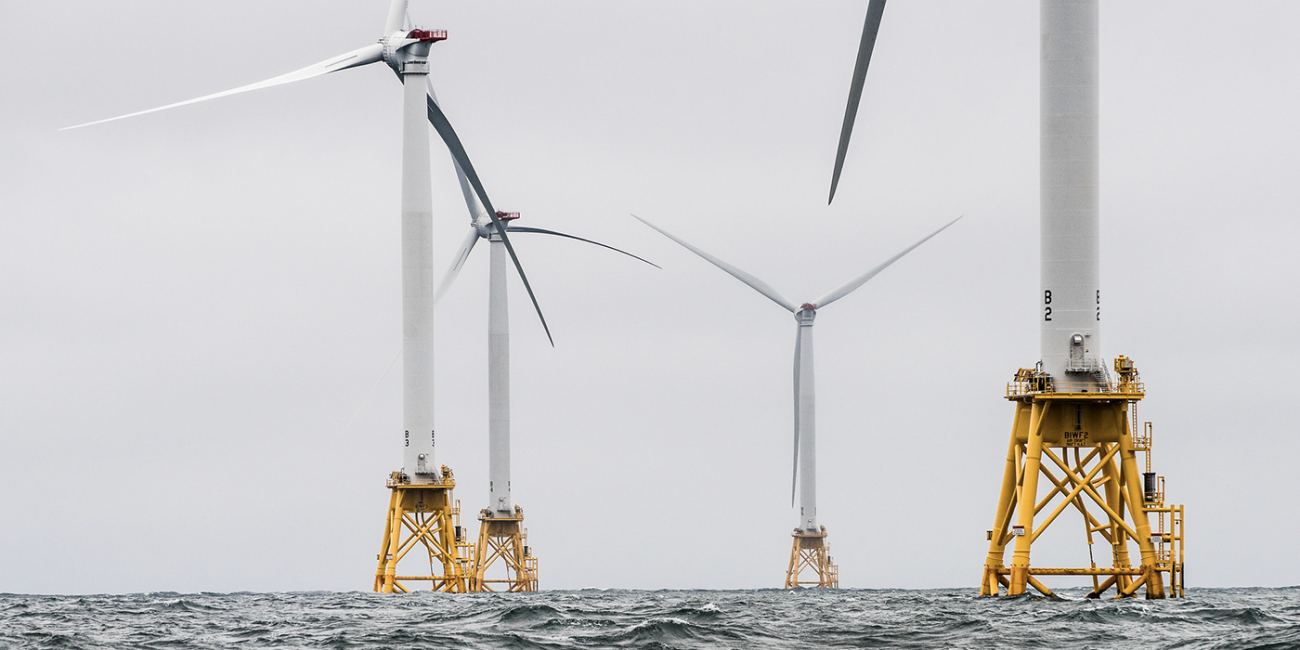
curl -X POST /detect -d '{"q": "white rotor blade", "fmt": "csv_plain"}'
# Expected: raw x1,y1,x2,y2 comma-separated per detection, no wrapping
434,227,482,305
61,43,385,131
385,0,409,34
426,94,554,346
829,0,887,204
631,214,797,313
454,168,488,224
426,77,486,224
812,215,962,309
507,226,660,269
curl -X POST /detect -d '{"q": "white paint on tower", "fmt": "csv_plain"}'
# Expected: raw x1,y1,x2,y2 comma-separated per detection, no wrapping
399,43,438,481
1040,0,1102,381
488,229,512,513
796,309,817,533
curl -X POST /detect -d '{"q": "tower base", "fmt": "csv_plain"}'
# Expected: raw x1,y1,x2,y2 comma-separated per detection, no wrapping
472,506,538,592
979,358,1184,599
373,467,473,593
785,526,838,588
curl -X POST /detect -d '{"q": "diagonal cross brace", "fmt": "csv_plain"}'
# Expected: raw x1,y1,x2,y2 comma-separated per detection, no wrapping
1030,444,1122,543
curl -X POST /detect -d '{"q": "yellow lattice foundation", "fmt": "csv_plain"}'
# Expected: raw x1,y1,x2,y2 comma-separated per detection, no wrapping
785,527,838,588
471,506,538,592
373,467,474,593
979,357,1185,599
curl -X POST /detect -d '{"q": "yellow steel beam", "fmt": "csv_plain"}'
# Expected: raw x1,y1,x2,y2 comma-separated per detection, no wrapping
1041,446,1140,541
1034,446,1102,512
1026,576,1058,598
1032,452,1114,544
1009,401,1050,595
1073,447,1102,593
381,498,405,593
394,514,441,564
1118,571,1149,598
1030,444,1120,543
984,427,1023,595
1100,443,1135,584
1087,575,1119,599
993,568,1143,576
1033,464,1064,515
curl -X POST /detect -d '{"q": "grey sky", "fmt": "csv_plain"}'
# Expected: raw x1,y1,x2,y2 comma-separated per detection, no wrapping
1,1,1297,593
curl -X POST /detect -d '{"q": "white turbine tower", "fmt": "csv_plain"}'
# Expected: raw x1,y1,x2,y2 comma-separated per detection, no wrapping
634,213,959,587
63,0,551,593
433,174,656,591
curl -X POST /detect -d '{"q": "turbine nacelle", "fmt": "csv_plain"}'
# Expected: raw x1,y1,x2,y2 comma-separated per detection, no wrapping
796,305,818,326
474,211,519,238
796,309,817,332
382,29,448,72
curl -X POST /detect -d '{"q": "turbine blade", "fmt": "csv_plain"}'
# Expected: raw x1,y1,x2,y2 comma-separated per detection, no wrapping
434,227,481,305
506,226,660,269
61,44,385,131
385,0,410,34
630,214,797,313
813,215,962,309
792,325,801,507
451,158,487,224
426,94,553,346
828,0,887,204
426,77,487,224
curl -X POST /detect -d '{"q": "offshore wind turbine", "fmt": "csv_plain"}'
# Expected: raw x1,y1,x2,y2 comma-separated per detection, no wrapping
435,173,657,591
977,0,1183,600
634,213,959,587
63,0,544,593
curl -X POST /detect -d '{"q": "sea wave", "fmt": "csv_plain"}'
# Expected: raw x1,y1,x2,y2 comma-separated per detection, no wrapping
2,588,1298,649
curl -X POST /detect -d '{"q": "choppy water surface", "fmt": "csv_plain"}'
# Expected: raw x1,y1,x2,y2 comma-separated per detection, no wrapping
3,588,1298,649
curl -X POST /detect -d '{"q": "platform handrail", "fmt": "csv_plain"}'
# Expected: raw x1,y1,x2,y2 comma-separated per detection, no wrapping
1007,379,1144,397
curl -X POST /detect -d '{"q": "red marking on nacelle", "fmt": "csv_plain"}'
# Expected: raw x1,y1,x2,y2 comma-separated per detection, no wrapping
496,211,520,221
408,29,448,42
801,303,818,311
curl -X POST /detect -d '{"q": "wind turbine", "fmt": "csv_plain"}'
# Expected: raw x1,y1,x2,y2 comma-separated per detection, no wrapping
63,0,546,593
435,173,657,591
633,213,959,587
828,0,887,204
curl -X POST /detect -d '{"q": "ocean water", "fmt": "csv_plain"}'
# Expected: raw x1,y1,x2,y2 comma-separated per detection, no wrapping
2,588,1298,649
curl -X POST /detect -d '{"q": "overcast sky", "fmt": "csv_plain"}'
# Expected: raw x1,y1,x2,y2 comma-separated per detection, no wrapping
2,1,1298,593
